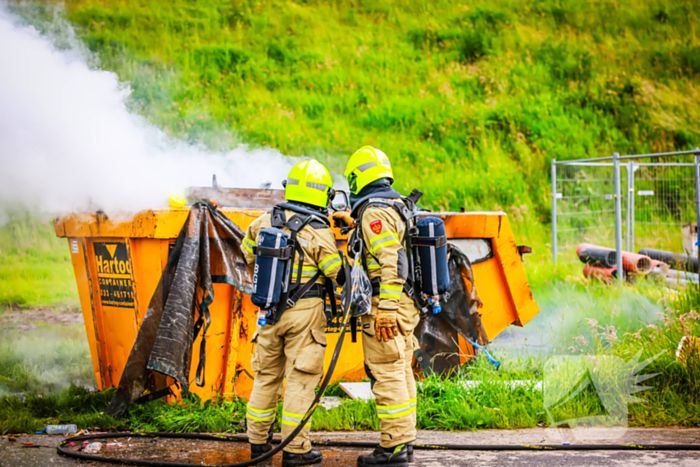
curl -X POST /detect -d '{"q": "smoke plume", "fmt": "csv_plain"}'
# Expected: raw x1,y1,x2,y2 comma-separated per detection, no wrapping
0,5,297,221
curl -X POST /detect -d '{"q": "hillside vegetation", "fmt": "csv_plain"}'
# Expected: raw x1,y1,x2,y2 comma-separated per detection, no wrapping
24,0,700,219
3,0,700,308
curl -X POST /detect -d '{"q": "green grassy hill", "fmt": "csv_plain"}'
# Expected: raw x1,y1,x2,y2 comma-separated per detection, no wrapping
3,0,700,308
27,0,700,216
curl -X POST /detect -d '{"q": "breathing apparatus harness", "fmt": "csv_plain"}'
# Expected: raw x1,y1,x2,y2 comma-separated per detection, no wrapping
251,202,338,327
347,189,450,317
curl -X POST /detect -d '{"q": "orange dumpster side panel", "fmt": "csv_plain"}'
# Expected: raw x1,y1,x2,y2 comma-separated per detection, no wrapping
67,238,107,390
55,208,539,401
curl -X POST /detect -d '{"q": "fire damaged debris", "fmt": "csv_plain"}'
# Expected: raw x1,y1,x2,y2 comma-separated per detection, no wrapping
106,202,252,417
414,244,488,376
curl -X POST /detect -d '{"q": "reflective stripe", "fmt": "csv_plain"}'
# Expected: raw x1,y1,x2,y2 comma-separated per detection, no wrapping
370,232,399,254
382,160,391,168
367,258,381,270
376,400,414,419
379,289,402,299
379,283,402,299
357,161,377,172
306,182,327,191
291,266,319,278
281,410,310,427
318,254,341,274
410,398,417,408
243,237,255,254
377,400,412,411
286,178,300,185
246,405,276,422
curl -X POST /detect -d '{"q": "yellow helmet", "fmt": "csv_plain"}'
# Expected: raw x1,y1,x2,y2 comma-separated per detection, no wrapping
344,146,393,195
283,159,334,208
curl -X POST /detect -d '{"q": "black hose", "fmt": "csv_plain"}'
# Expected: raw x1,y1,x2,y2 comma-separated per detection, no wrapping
59,255,354,467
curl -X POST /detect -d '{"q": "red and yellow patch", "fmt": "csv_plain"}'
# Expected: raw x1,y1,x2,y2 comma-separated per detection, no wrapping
370,220,382,234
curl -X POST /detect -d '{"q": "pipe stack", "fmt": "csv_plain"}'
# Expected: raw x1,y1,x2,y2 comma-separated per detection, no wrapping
577,243,655,283
577,244,698,287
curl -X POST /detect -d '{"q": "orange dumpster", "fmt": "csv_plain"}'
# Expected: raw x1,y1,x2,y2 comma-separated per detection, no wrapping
54,190,539,401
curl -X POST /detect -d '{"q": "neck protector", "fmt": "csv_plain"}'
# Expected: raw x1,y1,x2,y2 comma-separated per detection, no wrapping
349,178,401,217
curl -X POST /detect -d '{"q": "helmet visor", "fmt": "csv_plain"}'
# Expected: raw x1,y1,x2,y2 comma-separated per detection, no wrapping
347,172,358,194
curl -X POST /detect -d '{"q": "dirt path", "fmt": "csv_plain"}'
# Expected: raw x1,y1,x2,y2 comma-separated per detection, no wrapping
3,428,700,467
0,308,83,331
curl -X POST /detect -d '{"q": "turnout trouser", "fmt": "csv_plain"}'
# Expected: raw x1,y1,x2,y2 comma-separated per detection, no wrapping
361,293,421,448
246,298,327,454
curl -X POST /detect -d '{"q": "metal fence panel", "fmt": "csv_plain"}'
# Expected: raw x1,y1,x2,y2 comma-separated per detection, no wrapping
552,149,700,276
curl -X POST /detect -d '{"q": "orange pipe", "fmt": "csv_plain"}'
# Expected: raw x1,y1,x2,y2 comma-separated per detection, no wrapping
583,265,623,282
621,251,653,274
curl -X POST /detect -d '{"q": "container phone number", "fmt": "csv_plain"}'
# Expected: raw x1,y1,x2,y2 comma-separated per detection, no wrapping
97,277,135,301
324,313,351,333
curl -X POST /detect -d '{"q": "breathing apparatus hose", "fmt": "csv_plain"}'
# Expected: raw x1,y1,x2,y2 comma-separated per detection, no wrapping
58,254,354,467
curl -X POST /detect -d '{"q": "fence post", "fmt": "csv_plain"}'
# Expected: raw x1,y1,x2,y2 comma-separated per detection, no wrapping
630,162,635,253
626,162,632,252
613,153,624,285
551,159,557,265
627,161,636,252
695,149,700,269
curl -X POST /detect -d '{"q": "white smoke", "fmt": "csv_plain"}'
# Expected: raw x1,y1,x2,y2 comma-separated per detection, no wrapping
0,5,297,219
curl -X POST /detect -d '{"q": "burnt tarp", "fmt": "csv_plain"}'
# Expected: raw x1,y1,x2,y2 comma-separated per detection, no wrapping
106,203,252,417
414,244,488,376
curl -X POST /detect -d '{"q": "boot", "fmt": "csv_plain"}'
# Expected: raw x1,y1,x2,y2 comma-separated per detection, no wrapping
250,442,272,458
282,449,323,466
407,443,414,463
357,444,409,467
249,423,274,458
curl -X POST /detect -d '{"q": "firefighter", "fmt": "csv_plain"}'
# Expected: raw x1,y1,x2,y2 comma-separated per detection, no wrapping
332,146,419,467
241,159,344,467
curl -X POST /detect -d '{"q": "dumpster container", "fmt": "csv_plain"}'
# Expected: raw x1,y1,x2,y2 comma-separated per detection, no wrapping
54,188,539,401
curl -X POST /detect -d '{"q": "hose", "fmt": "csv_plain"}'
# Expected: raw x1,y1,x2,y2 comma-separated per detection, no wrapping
59,254,354,467
464,338,500,369
57,430,700,466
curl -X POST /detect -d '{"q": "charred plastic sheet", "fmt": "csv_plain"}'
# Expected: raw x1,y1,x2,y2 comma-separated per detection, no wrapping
106,203,252,417
414,245,487,376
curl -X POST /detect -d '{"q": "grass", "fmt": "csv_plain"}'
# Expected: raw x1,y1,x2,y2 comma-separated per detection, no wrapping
0,325,94,395
1,284,698,434
0,214,78,310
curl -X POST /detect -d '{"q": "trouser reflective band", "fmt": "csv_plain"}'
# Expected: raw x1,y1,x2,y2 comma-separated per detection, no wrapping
281,410,310,427
247,405,276,422
376,399,416,419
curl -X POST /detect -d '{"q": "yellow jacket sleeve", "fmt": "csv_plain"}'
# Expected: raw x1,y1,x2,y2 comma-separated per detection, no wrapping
312,228,343,282
240,217,262,267
361,206,405,311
